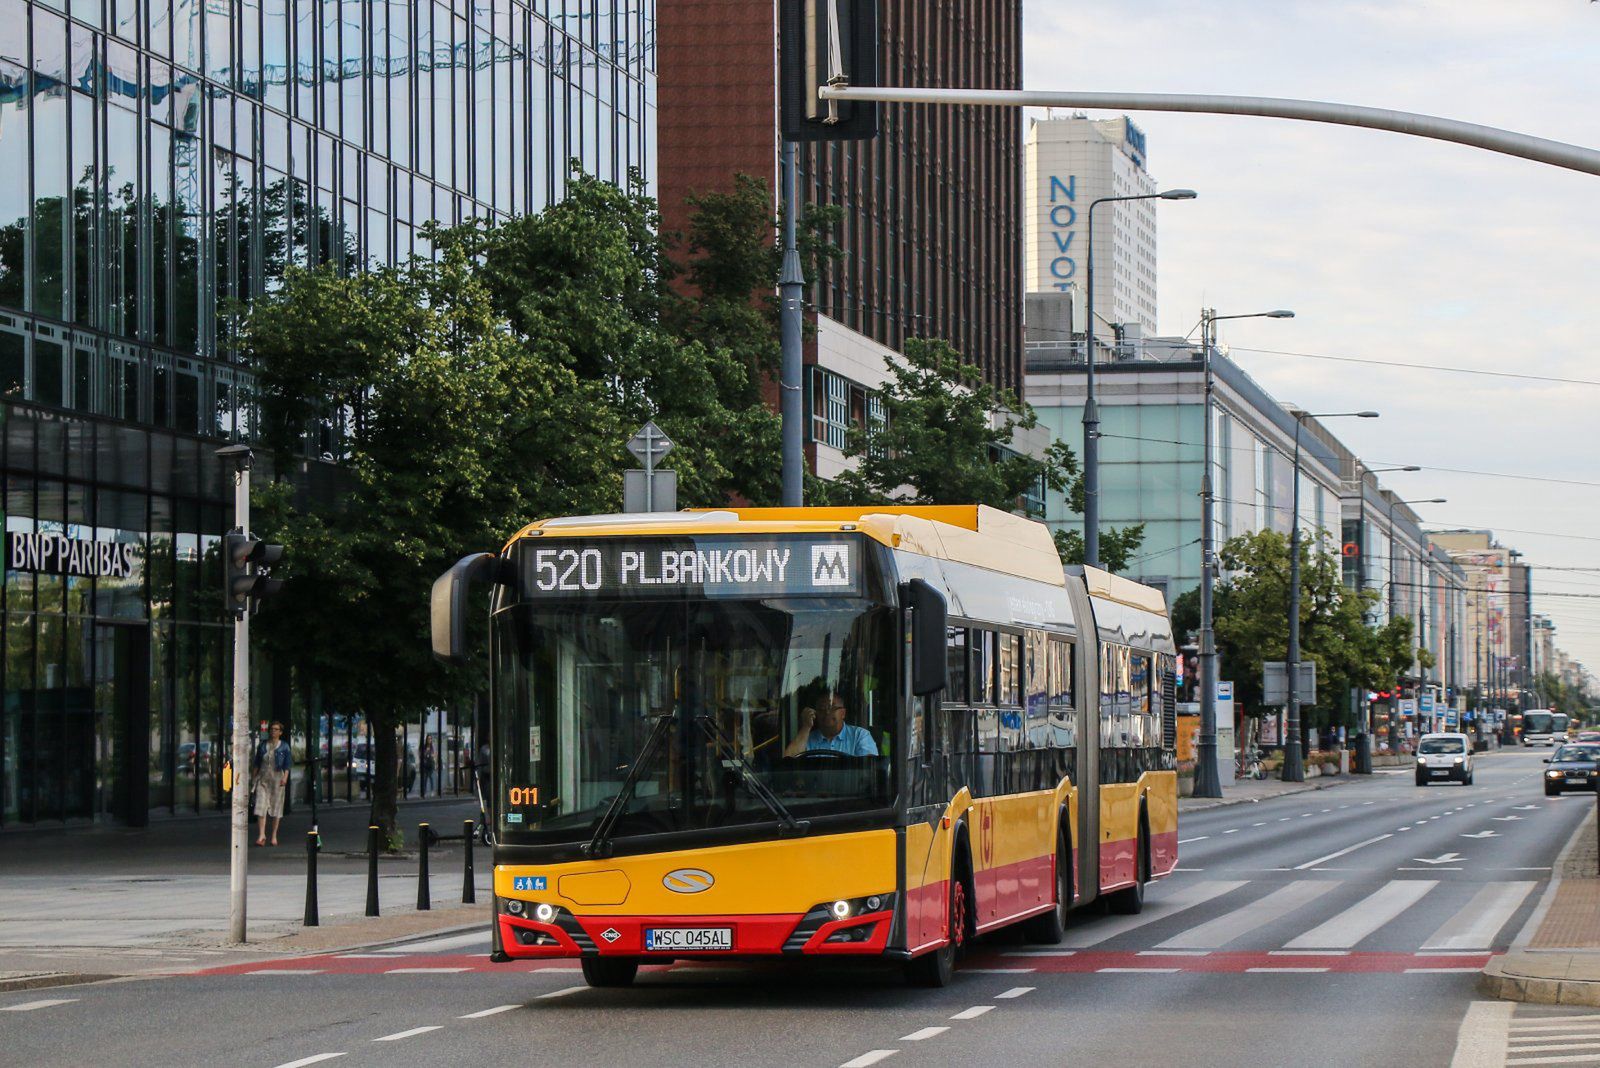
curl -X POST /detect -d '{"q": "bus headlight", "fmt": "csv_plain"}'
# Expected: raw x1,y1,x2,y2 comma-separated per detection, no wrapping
535,902,558,923
831,899,852,921
506,899,524,916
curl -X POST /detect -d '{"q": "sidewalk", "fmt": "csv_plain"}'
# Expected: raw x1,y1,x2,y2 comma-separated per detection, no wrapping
0,795,492,992
1481,798,1600,1007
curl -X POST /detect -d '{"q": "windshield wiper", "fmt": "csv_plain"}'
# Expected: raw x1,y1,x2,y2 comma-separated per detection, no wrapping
583,713,675,859
694,714,810,837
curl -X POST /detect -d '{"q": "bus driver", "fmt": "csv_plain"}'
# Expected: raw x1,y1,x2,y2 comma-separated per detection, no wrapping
784,693,879,757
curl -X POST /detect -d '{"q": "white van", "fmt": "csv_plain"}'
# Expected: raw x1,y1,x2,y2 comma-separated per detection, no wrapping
1415,732,1473,786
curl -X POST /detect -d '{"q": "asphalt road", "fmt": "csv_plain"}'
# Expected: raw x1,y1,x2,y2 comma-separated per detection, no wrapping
2,747,1592,1068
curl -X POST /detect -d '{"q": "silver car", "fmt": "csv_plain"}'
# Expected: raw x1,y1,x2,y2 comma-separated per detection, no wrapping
1415,732,1473,786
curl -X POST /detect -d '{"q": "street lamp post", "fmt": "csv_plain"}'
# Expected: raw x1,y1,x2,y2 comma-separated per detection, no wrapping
1387,495,1446,736
1284,409,1379,782
1082,188,1195,567
1192,308,1293,799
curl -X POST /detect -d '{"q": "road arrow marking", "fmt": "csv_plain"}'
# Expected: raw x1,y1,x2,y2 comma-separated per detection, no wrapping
1460,831,1500,839
1491,816,1524,822
1412,853,1464,865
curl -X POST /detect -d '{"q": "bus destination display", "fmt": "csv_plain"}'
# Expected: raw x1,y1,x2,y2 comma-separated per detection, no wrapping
515,536,862,599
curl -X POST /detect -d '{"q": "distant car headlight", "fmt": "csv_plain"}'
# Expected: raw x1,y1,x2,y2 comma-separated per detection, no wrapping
1416,758,1426,766
1547,769,1565,778
1452,756,1464,764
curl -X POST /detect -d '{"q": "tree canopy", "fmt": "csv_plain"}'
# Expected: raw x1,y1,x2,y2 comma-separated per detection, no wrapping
814,338,1145,572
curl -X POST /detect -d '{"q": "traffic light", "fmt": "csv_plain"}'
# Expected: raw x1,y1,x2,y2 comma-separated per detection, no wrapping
779,0,879,142
225,528,285,616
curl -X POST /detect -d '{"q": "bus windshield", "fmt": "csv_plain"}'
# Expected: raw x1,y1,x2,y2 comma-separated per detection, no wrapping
1552,713,1570,732
1524,711,1554,735
491,594,898,845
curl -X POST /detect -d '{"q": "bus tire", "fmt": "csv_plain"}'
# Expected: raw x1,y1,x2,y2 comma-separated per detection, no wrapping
1022,827,1071,944
907,853,969,988
1107,812,1149,916
580,956,640,988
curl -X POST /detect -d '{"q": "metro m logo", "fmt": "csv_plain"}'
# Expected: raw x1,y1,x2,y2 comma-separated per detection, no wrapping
810,544,851,587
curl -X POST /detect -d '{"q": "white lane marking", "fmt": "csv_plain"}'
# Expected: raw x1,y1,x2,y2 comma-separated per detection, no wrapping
272,1056,347,1068
384,967,471,974
1059,880,1247,947
1097,967,1180,973
1279,817,1291,822
244,969,326,975
1294,834,1393,870
1422,881,1537,950
1,999,79,1012
1510,1017,1600,1029
459,1005,521,1019
537,986,586,999
960,968,1036,974
1399,867,1462,871
1448,1000,1513,1068
1178,836,1209,844
1158,880,1336,950
995,987,1034,999
374,1026,443,1042
1246,967,1328,973
1285,880,1437,950
1252,822,1266,827
900,1027,948,1041
840,1052,899,1068
1223,829,1239,835
949,1006,994,1020
377,931,491,954
1139,949,1210,956
1363,801,1376,805
1405,967,1487,974
1503,1054,1600,1065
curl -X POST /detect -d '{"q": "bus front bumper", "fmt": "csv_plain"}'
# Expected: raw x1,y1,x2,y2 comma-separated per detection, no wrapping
496,898,895,960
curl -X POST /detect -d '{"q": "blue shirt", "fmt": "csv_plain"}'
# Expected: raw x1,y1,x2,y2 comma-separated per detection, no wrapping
806,723,878,756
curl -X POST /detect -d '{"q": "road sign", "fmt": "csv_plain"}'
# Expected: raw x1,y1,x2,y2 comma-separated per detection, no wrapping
626,421,674,466
1263,661,1317,705
623,469,677,513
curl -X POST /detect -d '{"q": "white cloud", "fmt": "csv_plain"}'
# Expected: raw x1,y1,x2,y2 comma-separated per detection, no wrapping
1023,0,1600,676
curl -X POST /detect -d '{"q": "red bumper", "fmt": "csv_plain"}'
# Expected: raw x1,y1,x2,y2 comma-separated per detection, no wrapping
498,908,893,960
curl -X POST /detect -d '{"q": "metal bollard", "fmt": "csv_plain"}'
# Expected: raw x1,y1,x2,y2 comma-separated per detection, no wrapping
417,822,432,911
304,829,320,927
463,819,476,904
366,824,381,917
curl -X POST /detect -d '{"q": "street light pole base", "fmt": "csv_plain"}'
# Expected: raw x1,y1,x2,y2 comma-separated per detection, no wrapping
1352,732,1372,775
1281,744,1305,783
1192,739,1223,799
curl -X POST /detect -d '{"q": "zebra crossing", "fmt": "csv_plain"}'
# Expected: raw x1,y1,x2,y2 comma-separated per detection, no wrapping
1002,874,1540,967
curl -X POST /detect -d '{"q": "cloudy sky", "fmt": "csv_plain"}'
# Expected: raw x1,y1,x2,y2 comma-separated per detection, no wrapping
1022,0,1600,680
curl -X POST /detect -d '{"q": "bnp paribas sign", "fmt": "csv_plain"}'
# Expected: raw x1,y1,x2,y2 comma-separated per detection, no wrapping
6,531,139,578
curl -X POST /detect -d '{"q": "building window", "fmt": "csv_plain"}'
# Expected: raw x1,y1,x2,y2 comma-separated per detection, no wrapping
809,366,884,452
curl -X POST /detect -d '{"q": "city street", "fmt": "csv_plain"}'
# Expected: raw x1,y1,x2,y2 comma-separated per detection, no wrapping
1,748,1592,1068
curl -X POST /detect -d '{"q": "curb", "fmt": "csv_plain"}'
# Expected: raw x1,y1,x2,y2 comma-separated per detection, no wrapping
1479,956,1600,1008
0,972,116,994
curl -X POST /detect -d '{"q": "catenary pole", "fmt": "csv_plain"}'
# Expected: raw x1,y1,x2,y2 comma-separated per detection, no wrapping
779,140,805,508
819,87,1600,177
1283,416,1306,783
1192,311,1221,798
227,451,252,943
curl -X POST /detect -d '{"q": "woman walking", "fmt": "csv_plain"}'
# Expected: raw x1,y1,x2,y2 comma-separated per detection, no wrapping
253,721,292,846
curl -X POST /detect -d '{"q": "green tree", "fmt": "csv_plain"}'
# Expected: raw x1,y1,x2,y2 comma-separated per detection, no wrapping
1203,529,1421,748
814,338,1145,571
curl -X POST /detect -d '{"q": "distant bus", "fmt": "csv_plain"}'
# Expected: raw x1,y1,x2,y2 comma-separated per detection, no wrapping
1522,710,1556,746
432,505,1179,988
1551,712,1570,743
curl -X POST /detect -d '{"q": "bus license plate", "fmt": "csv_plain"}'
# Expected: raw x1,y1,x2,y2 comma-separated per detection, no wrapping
645,927,732,952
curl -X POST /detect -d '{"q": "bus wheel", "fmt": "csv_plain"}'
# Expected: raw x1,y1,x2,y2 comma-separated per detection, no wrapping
1022,828,1070,944
1107,822,1148,916
907,868,966,988
580,956,640,988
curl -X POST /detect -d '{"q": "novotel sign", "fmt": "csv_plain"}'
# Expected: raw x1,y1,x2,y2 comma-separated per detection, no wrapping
1044,174,1079,291
6,532,139,578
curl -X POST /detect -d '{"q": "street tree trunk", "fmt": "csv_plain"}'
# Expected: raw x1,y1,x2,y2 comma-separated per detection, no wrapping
370,720,399,849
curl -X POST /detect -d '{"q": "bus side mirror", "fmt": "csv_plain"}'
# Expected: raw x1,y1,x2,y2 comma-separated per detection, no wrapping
904,579,947,697
431,553,507,665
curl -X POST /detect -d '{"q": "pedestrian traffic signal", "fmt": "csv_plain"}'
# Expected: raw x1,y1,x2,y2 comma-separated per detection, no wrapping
779,0,879,142
225,528,285,616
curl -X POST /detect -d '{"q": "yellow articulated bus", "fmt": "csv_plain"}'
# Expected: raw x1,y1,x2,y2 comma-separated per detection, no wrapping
431,505,1178,987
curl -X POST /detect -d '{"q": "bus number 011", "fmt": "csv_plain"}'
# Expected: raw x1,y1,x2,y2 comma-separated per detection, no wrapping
533,548,603,592
507,786,540,806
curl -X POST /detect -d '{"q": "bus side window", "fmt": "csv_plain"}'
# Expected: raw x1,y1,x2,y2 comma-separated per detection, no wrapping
972,629,995,705
946,627,967,703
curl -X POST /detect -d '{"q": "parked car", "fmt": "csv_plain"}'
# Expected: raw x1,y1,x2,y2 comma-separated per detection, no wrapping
350,740,417,793
1415,732,1474,786
1543,744,1600,796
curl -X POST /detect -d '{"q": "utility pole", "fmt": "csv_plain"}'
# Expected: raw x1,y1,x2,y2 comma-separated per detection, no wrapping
220,445,253,944
779,140,805,508
1283,416,1307,783
1193,311,1221,798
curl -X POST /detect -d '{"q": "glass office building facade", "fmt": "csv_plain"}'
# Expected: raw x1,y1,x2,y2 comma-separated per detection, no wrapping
0,0,655,826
